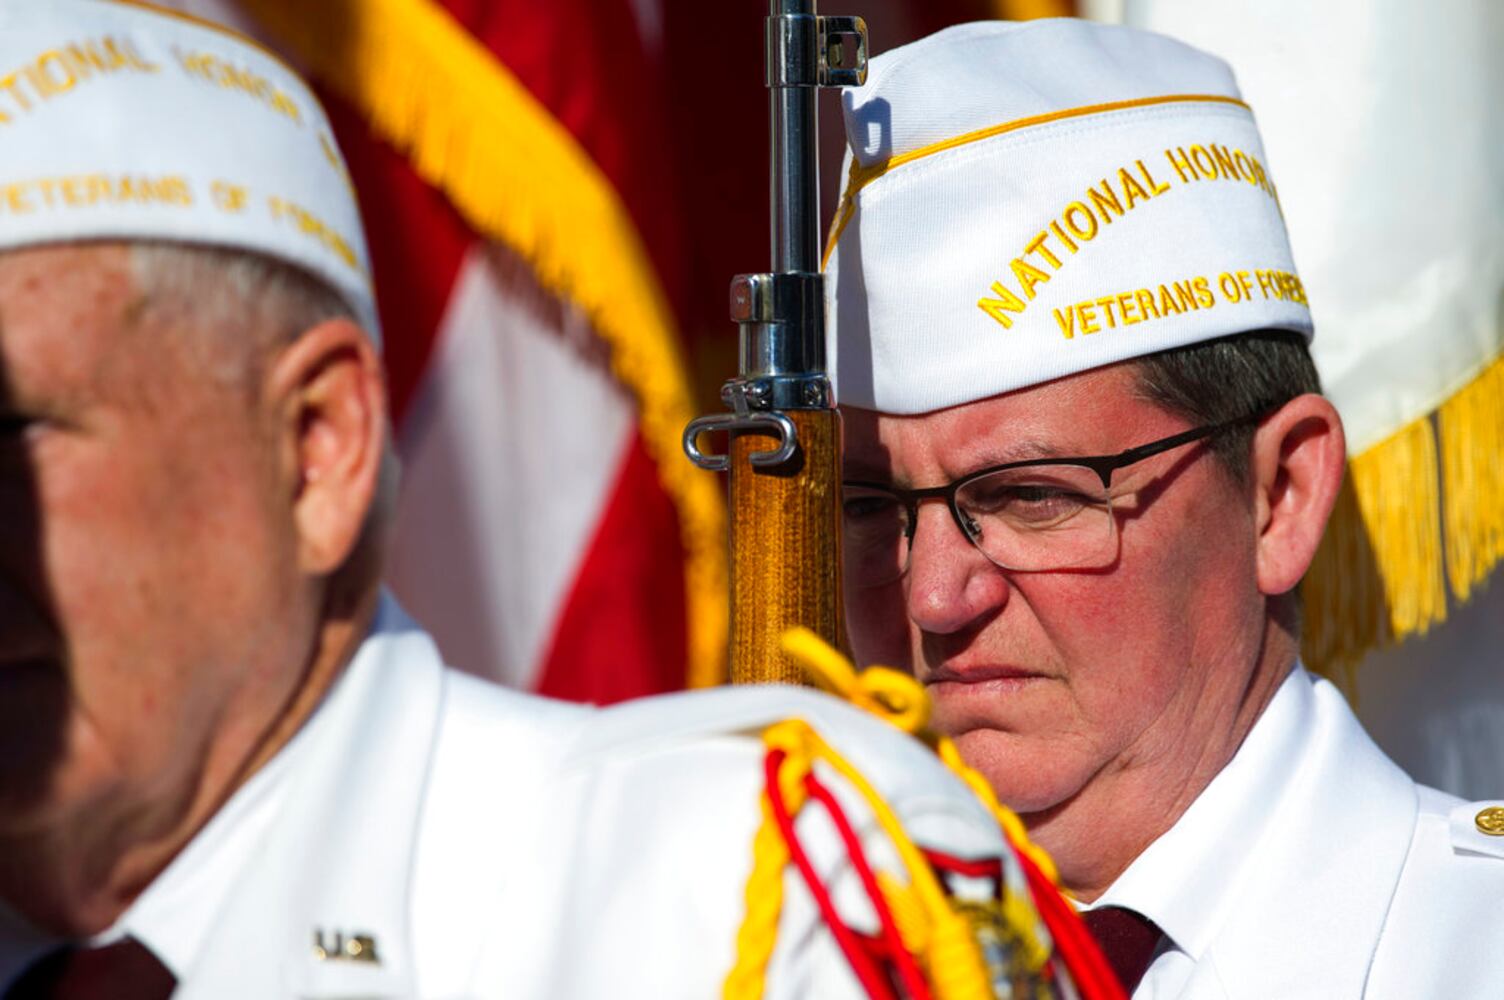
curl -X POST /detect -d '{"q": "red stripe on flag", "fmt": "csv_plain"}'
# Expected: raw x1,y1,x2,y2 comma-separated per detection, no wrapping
439,0,689,321
533,432,689,702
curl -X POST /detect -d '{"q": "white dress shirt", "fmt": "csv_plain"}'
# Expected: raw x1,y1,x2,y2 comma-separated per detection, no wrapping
1086,666,1504,999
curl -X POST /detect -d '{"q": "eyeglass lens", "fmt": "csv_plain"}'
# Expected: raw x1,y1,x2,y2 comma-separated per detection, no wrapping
842,464,1119,587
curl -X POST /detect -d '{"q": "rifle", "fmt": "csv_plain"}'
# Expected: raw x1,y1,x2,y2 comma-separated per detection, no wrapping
685,2,867,684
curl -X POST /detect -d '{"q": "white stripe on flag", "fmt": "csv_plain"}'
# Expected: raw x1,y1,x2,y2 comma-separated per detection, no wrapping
388,246,634,689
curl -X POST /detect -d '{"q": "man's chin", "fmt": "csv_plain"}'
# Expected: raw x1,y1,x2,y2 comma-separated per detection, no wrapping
949,727,1089,817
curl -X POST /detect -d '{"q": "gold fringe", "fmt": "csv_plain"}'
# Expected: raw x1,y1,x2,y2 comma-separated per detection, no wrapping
1301,474,1388,689
1303,417,1447,681
990,0,1075,19
1353,419,1448,639
241,0,728,687
1440,354,1504,604
242,0,1501,692
1305,351,1504,681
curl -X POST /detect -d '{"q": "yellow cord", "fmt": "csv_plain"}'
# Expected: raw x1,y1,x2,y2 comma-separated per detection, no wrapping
722,724,809,1000
724,630,1065,997
784,626,1059,887
934,739,1060,888
782,627,931,735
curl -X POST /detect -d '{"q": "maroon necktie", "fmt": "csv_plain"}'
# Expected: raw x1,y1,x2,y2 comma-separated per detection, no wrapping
4,938,176,1000
1081,905,1164,995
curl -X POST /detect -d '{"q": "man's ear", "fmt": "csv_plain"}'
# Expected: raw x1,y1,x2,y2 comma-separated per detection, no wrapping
1250,393,1346,596
265,318,387,576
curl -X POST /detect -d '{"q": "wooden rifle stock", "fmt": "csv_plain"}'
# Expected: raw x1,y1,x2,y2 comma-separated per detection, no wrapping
729,410,844,684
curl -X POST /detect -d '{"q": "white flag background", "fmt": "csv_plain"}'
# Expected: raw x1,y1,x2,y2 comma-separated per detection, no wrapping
1087,0,1504,798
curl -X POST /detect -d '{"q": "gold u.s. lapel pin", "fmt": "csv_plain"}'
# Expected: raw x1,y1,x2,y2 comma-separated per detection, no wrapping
312,929,381,965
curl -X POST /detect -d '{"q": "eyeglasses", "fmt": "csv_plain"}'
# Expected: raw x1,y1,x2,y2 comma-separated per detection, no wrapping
841,410,1266,587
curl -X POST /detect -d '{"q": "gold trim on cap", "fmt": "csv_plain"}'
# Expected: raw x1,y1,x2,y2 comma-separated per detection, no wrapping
823,93,1251,269
105,0,308,83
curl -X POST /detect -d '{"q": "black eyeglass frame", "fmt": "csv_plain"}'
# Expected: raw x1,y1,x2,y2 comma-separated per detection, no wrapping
841,407,1273,553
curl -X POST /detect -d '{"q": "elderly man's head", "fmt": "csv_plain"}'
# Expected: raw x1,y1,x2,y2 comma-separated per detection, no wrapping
827,21,1345,894
0,243,387,917
0,3,385,930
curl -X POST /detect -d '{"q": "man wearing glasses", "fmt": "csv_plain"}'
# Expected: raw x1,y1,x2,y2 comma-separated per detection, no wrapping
826,19,1504,997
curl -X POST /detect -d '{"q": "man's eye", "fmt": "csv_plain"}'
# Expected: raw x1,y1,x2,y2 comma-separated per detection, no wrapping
969,482,1058,507
1011,485,1077,503
843,495,896,520
966,482,1094,525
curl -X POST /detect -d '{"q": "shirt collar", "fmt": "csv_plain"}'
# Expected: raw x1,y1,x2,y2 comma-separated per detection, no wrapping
108,724,302,979
116,598,411,978
0,706,307,988
1091,665,1315,960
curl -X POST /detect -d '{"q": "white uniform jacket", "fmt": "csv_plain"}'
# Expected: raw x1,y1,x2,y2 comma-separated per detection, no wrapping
29,596,1009,998
1092,667,1504,999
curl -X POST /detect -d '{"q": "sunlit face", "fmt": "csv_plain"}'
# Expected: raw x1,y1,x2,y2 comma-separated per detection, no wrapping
0,244,315,837
841,364,1267,815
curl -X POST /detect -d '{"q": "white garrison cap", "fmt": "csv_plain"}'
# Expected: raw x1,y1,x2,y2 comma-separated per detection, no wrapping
825,19,1310,414
0,0,379,340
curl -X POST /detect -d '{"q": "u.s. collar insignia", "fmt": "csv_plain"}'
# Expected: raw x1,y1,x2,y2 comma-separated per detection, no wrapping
312,928,381,965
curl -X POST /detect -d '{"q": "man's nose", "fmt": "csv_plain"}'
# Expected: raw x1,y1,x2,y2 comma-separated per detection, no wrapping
904,501,1009,635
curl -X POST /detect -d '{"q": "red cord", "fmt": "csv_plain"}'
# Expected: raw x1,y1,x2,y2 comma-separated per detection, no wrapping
764,746,1126,1000
803,770,934,1000
764,749,898,1000
921,847,1005,881
1008,841,1128,1000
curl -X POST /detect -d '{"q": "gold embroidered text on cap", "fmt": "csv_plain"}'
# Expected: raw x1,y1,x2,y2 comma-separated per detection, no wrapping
0,0,379,340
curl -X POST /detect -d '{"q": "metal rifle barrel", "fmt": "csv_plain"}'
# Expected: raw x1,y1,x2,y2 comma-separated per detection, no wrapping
683,2,866,685
770,0,820,274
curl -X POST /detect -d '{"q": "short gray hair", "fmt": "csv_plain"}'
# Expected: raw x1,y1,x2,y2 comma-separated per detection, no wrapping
130,241,399,597
129,241,353,388
1132,329,1323,485
1132,329,1325,628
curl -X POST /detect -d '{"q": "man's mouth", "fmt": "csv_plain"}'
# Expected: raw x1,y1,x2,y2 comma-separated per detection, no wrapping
924,663,1047,689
